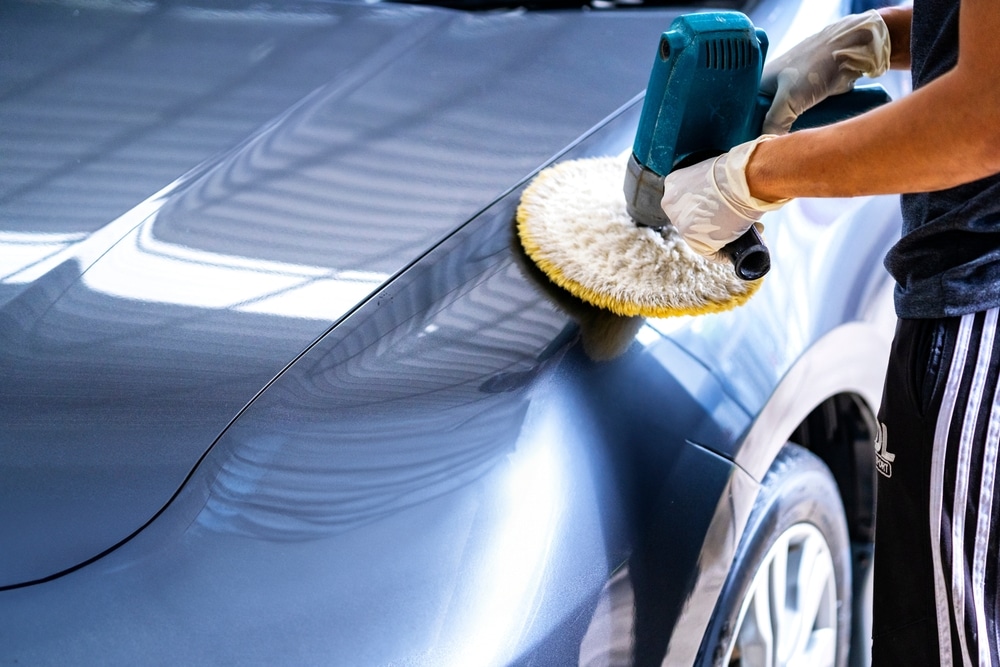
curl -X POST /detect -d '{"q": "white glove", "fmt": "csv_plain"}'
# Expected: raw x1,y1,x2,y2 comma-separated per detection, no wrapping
661,136,788,261
761,10,891,135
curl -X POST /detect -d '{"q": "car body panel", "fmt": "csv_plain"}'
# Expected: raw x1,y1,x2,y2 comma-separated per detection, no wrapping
1,110,751,661
0,0,905,663
1,0,683,587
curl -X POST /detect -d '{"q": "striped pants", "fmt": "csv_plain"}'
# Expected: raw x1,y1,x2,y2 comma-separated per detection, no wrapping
873,309,1000,665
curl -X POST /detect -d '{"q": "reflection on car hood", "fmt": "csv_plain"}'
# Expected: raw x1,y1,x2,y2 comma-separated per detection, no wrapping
0,0,672,587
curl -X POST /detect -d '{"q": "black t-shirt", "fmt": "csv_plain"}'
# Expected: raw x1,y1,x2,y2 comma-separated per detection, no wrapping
883,0,1000,319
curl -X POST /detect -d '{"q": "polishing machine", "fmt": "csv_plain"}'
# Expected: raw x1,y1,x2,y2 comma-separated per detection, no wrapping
624,11,890,281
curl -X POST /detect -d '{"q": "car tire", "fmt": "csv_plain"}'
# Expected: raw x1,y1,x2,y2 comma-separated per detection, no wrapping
707,444,853,667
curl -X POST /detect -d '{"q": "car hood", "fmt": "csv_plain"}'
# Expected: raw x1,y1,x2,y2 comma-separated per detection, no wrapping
0,0,670,587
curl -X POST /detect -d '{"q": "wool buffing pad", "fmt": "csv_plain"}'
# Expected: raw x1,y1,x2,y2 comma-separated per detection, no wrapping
516,154,763,319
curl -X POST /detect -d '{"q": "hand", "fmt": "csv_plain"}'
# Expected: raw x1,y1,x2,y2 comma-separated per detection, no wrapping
660,137,788,261
761,10,891,135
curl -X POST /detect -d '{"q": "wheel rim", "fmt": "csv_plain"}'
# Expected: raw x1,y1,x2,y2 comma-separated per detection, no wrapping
724,522,838,667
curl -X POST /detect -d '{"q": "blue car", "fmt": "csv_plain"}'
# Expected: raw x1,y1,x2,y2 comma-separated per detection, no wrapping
0,0,905,664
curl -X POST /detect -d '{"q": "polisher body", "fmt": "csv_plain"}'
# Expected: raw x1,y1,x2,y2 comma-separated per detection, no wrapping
624,11,890,280
631,12,767,181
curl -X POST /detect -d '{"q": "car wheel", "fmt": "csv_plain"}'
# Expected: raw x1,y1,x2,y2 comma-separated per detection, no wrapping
710,444,852,667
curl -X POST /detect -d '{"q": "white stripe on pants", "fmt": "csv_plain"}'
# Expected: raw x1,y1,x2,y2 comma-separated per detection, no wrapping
931,307,1000,667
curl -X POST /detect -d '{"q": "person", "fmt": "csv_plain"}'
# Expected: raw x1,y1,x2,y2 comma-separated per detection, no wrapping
659,1,1000,664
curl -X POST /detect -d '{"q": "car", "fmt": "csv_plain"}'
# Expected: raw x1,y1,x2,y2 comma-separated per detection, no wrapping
0,0,906,664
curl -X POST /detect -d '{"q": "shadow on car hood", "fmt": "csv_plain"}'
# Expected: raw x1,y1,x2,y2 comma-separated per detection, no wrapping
0,0,674,587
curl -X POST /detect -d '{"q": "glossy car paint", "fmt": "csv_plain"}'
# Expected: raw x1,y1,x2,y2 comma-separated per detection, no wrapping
1,0,678,586
0,0,904,663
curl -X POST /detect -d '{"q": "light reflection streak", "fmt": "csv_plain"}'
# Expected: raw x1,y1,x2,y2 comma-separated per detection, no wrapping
66,215,390,322
0,230,88,283
448,413,567,667
2,173,389,322
0,194,164,286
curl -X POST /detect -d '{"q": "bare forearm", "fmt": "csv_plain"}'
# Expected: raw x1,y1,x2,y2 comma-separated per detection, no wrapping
880,5,912,70
747,69,1000,200
747,0,1000,201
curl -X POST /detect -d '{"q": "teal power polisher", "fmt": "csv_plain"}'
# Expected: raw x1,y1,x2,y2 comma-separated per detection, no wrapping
624,11,890,281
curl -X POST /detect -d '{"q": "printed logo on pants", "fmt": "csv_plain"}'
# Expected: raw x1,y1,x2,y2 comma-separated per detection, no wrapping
875,421,895,478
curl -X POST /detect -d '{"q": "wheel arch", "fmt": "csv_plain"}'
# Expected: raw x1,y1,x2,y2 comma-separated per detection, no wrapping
735,321,890,486
663,320,892,665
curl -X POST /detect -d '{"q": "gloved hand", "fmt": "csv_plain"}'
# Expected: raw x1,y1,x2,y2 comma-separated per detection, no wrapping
761,9,891,135
661,136,788,261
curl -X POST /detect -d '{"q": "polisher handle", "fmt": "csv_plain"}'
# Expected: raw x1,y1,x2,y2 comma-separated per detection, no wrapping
720,226,770,281
719,84,892,281
755,84,893,134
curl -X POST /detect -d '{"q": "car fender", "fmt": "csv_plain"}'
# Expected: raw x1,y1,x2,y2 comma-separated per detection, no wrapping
662,316,893,664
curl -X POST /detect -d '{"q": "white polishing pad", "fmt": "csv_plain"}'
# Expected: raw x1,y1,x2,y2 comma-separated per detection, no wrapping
516,154,762,318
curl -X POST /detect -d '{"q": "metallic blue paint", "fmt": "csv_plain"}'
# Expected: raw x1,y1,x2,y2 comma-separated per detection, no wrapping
0,0,676,586
0,0,905,663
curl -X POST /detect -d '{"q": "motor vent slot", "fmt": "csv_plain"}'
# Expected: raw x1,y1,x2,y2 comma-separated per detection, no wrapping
702,37,753,70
